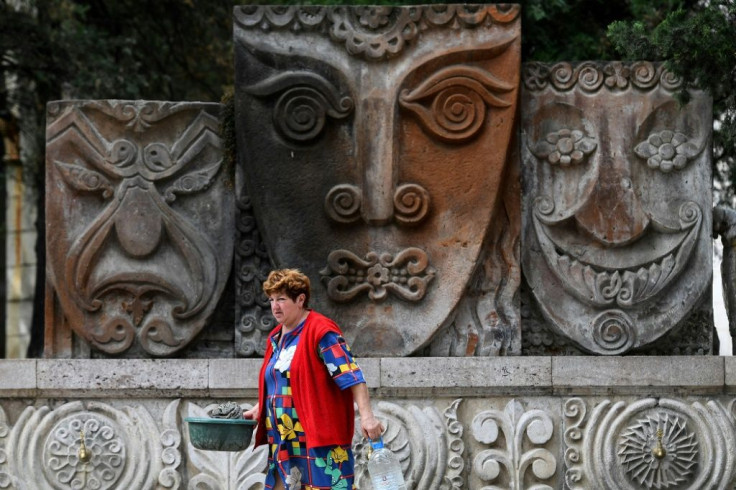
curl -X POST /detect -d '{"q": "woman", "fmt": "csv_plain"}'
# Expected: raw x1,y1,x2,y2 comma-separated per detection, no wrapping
243,268,384,490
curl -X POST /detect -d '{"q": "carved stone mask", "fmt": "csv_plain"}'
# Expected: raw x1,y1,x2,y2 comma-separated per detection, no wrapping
521,62,712,354
234,5,520,355
45,101,233,356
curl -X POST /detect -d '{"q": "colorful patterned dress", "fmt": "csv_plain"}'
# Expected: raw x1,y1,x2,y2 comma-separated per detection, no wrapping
264,320,365,490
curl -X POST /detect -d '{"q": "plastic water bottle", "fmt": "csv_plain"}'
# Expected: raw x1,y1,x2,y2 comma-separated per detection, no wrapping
367,437,407,490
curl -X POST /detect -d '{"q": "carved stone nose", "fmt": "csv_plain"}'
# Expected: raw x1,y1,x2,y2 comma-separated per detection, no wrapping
574,159,648,246
358,97,396,226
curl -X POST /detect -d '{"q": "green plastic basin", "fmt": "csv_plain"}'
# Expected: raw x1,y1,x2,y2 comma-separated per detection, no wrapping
184,417,257,451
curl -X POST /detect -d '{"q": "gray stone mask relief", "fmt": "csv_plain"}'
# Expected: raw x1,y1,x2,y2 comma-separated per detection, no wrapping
521,62,713,355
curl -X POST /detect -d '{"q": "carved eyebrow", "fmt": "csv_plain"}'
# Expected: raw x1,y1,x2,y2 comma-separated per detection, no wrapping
244,71,354,114
399,65,514,108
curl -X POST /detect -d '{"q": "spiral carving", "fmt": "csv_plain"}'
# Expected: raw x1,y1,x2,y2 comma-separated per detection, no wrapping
275,88,334,142
394,183,430,225
245,72,353,144
324,184,362,223
630,61,658,89
534,196,555,216
577,62,604,92
549,62,576,90
523,61,682,92
679,200,700,225
431,87,486,141
660,69,683,90
591,310,635,354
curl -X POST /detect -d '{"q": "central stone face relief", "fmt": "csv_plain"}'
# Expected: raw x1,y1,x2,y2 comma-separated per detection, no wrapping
234,5,520,355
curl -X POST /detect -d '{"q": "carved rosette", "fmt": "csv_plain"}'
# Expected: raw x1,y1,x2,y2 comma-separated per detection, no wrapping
470,399,557,488
3,401,160,489
353,400,465,489
564,398,736,489
45,100,234,357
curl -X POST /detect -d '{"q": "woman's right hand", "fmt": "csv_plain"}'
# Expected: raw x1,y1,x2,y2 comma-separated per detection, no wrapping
242,405,259,420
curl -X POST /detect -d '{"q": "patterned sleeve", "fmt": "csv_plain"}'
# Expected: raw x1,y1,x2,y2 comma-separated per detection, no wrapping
318,331,366,390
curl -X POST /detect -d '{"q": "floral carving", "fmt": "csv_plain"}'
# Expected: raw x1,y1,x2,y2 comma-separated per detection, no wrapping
235,5,520,60
572,398,735,489
45,414,126,488
320,248,436,302
531,128,597,166
471,400,557,489
618,413,698,488
634,130,700,173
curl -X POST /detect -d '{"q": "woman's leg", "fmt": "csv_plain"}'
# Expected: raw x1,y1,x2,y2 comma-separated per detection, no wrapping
272,473,285,490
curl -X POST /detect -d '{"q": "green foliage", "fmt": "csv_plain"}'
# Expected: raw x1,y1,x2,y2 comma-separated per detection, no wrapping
608,1,736,204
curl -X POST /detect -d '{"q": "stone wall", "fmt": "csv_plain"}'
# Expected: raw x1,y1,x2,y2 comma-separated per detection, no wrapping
1,357,735,489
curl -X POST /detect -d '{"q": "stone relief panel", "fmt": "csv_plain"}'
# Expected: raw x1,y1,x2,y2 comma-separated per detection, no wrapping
470,399,558,489
521,62,713,355
234,5,521,356
564,397,736,489
45,101,234,358
168,400,267,489
0,401,162,489
234,190,275,357
353,399,465,489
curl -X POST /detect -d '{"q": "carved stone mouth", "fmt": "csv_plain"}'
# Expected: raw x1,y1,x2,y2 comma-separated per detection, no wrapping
533,201,701,307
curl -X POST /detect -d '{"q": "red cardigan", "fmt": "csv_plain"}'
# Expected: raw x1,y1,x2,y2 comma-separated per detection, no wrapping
254,310,356,448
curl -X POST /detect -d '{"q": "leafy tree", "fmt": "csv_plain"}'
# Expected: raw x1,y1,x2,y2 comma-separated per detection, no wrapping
608,0,736,204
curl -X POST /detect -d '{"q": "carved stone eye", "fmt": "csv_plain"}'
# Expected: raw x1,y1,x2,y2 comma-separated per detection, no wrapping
143,143,173,172
107,139,136,167
634,130,699,173
531,128,597,167
400,66,513,143
245,71,353,144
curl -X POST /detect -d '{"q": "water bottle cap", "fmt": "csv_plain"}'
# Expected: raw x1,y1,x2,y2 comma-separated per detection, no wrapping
370,437,384,450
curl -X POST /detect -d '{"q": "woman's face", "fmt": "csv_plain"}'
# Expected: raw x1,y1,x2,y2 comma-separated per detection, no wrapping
269,291,306,329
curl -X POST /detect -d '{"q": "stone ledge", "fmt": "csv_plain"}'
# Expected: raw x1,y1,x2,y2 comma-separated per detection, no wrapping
37,359,209,397
0,357,730,398
379,357,552,397
0,359,36,396
553,356,724,395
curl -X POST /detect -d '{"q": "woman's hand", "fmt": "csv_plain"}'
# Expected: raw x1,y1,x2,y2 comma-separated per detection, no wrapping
351,383,384,440
360,412,384,441
242,405,259,420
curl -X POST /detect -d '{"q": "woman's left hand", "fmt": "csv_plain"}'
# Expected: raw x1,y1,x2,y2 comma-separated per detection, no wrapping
360,413,384,441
